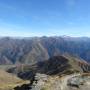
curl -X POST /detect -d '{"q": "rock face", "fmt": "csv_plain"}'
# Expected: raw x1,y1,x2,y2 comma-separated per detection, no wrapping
31,73,49,90
30,73,90,90
64,74,90,90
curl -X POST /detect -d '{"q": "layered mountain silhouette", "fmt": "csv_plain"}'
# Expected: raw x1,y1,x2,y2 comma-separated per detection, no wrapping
0,36,90,64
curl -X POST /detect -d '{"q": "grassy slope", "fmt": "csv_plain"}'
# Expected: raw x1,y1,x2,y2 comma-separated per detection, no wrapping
0,69,29,90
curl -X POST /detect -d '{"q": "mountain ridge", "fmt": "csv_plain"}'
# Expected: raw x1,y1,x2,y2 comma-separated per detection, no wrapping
7,54,90,81
0,36,90,64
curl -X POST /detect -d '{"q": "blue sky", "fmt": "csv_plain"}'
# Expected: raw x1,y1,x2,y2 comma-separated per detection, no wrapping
0,0,90,37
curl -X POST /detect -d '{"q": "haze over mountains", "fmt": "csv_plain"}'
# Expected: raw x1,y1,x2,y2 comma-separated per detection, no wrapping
0,36,90,65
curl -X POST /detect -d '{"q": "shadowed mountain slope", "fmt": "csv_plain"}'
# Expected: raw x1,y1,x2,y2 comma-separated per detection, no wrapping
7,55,90,80
37,55,90,75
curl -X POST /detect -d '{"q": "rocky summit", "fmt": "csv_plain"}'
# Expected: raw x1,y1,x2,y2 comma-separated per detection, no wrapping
28,73,90,90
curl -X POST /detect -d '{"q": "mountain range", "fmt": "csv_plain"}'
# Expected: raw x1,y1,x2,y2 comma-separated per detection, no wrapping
0,36,90,64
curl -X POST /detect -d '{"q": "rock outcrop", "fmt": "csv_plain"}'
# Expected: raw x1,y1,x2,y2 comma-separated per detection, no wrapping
30,73,90,90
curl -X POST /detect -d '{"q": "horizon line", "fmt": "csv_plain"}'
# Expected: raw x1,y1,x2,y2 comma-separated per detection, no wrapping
0,35,90,38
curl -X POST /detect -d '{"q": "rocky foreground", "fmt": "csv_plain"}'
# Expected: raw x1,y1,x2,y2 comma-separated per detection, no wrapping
29,73,90,90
